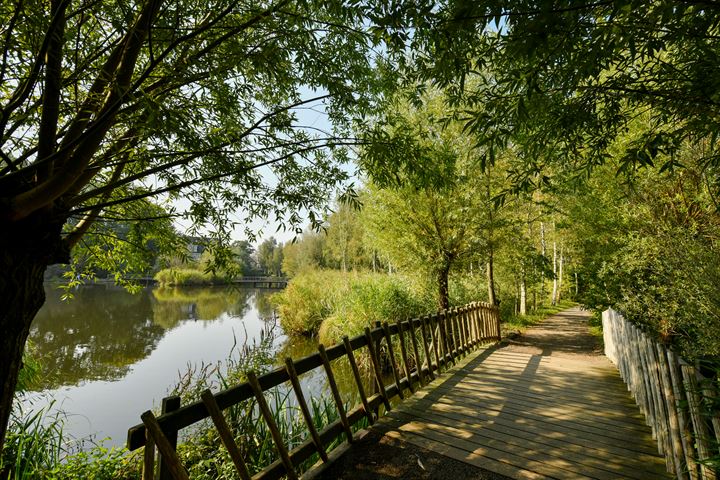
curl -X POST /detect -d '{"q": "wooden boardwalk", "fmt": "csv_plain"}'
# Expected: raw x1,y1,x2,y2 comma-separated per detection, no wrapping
320,308,670,479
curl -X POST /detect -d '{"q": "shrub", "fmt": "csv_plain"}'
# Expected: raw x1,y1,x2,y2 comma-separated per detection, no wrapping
448,273,487,307
272,270,349,336
318,274,428,345
154,268,216,286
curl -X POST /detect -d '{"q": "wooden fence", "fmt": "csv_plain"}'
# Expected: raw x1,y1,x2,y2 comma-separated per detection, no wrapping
232,277,288,288
127,301,501,480
603,309,719,480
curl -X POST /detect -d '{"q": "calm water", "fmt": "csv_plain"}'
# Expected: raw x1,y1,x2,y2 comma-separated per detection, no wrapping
23,285,323,448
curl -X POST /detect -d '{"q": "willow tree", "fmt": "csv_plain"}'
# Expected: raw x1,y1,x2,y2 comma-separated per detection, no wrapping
369,1,720,195
0,0,382,449
361,90,494,309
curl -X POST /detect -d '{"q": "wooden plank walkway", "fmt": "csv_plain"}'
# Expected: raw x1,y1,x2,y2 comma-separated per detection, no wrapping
315,307,670,480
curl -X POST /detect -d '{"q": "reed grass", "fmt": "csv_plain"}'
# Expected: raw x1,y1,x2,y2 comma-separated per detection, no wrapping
169,323,368,478
0,401,65,479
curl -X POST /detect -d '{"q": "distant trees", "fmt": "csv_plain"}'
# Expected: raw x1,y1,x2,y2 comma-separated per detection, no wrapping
256,238,284,276
282,232,327,276
231,241,257,276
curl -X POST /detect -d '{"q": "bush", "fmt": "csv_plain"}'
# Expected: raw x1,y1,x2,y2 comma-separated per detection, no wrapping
318,274,429,345
154,268,216,286
272,269,431,343
448,273,487,307
272,270,348,336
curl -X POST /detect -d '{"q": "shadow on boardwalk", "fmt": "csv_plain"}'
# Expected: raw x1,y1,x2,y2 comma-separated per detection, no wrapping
312,307,670,480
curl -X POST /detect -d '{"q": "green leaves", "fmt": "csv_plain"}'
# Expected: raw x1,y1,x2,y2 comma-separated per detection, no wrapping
1,0,388,275
388,0,720,196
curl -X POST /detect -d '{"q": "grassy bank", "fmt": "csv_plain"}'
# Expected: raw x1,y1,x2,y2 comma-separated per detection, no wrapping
154,268,228,286
271,270,433,343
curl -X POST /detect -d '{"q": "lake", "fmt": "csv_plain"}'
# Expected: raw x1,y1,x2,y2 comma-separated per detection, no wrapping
22,284,330,449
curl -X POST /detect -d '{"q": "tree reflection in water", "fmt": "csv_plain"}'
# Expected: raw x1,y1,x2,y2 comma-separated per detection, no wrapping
29,286,267,390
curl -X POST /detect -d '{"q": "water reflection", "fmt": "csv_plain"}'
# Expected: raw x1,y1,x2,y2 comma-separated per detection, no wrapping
27,285,374,448
150,287,252,328
30,286,163,389
29,286,270,390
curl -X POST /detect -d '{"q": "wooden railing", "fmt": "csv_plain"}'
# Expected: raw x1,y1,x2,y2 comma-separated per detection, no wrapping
603,309,719,480
234,276,288,282
127,302,501,480
233,276,288,288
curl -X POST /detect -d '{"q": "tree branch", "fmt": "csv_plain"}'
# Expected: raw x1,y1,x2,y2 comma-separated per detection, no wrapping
37,0,69,182
5,0,164,221
0,0,25,85
65,158,126,248
0,0,70,137
68,141,362,215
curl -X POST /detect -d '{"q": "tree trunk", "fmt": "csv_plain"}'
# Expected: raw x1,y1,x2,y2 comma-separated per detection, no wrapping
551,238,558,306
539,221,546,305
575,272,579,296
519,262,527,316
532,263,537,312
437,263,451,310
487,249,497,306
558,244,564,303
0,215,68,452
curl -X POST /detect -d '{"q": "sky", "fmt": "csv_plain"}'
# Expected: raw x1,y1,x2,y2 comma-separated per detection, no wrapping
172,87,357,247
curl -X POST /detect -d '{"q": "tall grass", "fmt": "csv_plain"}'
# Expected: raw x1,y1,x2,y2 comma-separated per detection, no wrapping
0,402,65,479
170,323,367,478
271,270,346,336
154,268,223,286
272,270,432,341
319,275,428,345
0,401,140,480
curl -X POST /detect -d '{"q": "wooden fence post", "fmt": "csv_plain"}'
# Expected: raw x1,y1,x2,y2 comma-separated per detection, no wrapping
420,316,436,380
396,320,415,393
668,351,700,480
200,390,253,479
142,410,189,480
603,309,719,480
382,322,404,399
407,319,425,386
318,345,354,444
681,363,716,480
365,327,391,412
158,395,181,480
246,372,298,480
342,336,374,425
142,430,156,480
284,358,329,462
656,344,689,480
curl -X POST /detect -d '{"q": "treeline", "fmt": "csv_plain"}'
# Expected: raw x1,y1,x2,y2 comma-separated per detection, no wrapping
270,94,578,338
271,85,720,362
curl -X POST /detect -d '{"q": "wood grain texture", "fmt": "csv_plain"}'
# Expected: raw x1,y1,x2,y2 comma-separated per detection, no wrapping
344,308,670,480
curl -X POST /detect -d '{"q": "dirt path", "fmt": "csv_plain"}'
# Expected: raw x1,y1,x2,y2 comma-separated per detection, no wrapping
502,306,603,357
